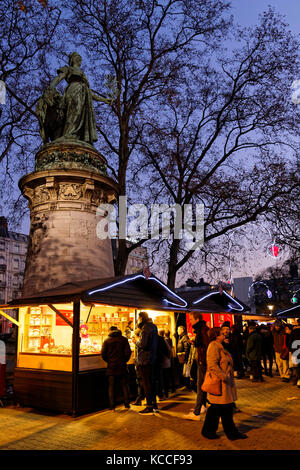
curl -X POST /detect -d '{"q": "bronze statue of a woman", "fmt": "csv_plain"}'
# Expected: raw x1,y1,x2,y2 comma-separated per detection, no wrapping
36,52,116,145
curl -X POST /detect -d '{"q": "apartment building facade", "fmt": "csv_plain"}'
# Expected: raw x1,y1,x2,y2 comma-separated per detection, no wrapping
0,217,28,334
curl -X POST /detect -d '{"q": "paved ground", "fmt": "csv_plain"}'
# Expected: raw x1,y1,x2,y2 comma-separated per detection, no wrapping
0,375,299,451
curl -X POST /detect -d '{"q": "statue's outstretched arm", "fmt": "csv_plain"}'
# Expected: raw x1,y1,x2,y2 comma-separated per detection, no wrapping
49,66,68,88
49,73,66,89
91,92,113,105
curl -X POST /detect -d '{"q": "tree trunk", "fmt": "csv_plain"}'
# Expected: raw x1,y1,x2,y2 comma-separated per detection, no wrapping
114,122,130,276
114,238,128,276
167,238,181,289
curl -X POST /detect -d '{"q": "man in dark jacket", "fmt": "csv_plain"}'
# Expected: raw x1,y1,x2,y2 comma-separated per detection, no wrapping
246,324,263,382
101,326,132,411
133,311,158,414
230,325,245,378
183,312,209,421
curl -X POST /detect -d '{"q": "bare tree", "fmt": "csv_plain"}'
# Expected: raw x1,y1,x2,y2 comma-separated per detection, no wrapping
137,7,299,287
63,0,232,275
0,1,298,290
266,178,300,258
0,0,62,227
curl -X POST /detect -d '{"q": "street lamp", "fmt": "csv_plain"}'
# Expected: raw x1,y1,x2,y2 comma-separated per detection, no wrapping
267,305,274,316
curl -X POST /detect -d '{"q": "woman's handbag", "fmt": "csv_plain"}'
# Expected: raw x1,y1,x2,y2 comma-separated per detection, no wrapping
183,362,191,378
201,371,222,396
177,352,186,364
280,336,289,360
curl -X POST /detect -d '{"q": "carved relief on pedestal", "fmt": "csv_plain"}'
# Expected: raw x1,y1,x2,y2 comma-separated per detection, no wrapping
91,187,107,205
45,176,58,201
83,178,95,203
34,186,51,204
22,177,59,209
27,213,49,256
22,186,35,210
21,175,117,217
107,190,117,204
58,183,83,200
35,148,108,176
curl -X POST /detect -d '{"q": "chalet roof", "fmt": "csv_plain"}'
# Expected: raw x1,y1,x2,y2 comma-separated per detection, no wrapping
177,287,250,314
273,304,300,318
8,272,250,314
8,273,188,311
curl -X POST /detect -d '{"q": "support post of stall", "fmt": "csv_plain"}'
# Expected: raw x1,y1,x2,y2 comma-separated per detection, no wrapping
234,314,243,332
72,301,80,417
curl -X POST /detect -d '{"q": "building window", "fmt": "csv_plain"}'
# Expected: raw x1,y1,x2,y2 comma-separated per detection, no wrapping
13,259,19,269
13,290,20,299
0,241,5,250
14,244,19,252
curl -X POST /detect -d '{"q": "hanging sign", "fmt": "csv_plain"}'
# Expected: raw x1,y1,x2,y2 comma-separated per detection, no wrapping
55,310,73,326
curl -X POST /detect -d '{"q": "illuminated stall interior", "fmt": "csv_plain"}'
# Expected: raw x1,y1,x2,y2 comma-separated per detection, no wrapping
6,272,184,415
17,302,176,373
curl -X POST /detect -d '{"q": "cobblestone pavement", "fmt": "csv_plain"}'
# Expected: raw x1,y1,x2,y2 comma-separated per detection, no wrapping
0,375,300,450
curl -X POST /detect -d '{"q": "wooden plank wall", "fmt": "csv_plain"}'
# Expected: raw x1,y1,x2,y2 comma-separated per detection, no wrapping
14,365,138,416
14,368,73,413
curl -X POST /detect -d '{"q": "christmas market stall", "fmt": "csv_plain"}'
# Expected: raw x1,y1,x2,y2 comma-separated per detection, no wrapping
273,304,300,322
177,286,251,333
1,273,187,416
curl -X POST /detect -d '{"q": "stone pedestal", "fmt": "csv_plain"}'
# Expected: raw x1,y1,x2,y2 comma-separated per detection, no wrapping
19,142,118,297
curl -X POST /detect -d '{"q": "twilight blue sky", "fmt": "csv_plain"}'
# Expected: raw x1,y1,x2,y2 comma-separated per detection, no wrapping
231,0,299,34
222,0,299,280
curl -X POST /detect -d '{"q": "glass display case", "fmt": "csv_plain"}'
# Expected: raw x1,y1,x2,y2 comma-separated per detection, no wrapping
79,303,136,355
138,309,175,335
17,304,74,371
19,305,73,355
17,304,73,371
17,303,176,372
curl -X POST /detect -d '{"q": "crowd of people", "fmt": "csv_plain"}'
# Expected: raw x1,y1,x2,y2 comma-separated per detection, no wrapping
100,311,300,440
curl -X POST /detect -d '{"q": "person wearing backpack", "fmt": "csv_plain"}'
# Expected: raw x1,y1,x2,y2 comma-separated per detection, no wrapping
101,326,132,411
132,311,158,414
